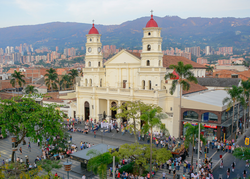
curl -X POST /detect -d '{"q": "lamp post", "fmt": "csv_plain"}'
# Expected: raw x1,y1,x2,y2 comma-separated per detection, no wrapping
196,123,201,173
63,159,72,179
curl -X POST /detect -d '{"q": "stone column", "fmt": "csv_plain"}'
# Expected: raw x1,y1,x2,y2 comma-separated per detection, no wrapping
117,100,121,127
96,98,99,120
107,99,110,120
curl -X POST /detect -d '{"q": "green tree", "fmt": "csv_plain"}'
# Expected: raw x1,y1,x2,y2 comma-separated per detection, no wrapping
68,69,79,89
223,86,243,140
164,61,197,137
37,159,62,177
44,68,59,91
60,74,72,90
184,123,206,166
141,108,167,179
112,143,172,175
111,101,147,143
233,147,250,161
0,98,64,162
87,150,113,179
10,71,26,96
24,85,38,94
242,80,250,133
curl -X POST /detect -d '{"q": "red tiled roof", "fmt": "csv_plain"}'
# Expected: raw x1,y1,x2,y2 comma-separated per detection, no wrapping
163,55,206,69
237,70,250,78
182,81,208,95
126,51,141,59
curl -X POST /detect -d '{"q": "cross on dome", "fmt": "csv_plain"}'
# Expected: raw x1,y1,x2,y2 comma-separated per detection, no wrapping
88,20,99,34
146,10,158,28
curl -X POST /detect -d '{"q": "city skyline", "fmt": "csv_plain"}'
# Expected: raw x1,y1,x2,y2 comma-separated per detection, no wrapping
0,0,250,28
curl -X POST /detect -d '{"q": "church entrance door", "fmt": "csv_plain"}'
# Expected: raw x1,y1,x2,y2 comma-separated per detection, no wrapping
84,101,90,121
111,102,117,119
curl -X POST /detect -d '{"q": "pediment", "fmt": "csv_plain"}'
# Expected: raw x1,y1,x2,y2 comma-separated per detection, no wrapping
104,50,141,66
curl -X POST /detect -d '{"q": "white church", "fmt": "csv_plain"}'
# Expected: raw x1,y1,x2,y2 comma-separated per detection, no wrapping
76,14,206,137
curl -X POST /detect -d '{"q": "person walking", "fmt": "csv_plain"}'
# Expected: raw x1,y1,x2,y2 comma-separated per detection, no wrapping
94,130,96,138
19,147,22,155
28,142,31,152
37,139,40,147
243,170,247,179
226,168,230,179
162,171,166,179
231,162,235,172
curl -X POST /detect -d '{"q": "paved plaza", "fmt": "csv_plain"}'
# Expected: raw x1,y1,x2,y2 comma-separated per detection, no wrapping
0,123,249,179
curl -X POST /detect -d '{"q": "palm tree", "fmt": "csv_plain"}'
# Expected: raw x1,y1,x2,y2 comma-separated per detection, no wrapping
205,65,214,74
60,75,72,90
164,61,198,137
68,69,78,89
44,68,59,92
241,80,250,133
184,123,206,166
223,86,243,140
24,85,38,94
10,71,26,96
141,108,167,179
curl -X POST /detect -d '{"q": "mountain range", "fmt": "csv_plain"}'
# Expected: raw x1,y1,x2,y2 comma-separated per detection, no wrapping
0,16,250,51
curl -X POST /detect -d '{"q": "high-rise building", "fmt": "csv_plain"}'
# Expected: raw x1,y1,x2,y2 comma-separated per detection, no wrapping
205,46,211,56
185,46,200,57
56,46,59,52
219,47,233,55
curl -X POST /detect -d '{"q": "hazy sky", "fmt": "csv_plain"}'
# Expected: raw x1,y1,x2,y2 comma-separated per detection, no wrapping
1,0,250,28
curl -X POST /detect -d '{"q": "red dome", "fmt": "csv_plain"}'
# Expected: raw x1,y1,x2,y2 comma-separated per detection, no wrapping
146,15,158,28
88,23,99,34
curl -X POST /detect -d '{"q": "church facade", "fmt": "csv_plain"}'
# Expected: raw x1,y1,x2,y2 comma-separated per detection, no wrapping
76,14,206,137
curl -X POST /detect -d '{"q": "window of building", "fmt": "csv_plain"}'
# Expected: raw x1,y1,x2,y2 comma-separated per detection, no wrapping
148,32,151,36
147,45,151,51
88,61,91,67
149,80,152,90
90,38,92,42
170,107,172,111
98,62,100,67
142,80,145,90
183,111,198,121
100,79,102,87
202,112,218,122
146,60,150,66
89,79,92,86
123,80,127,88
85,79,88,86
231,74,238,78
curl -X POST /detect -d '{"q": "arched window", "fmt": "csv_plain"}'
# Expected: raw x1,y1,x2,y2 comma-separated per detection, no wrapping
183,111,198,121
98,61,100,67
100,79,102,87
148,80,152,90
202,112,218,122
89,79,92,87
142,80,145,90
146,60,150,66
85,79,88,86
88,61,91,67
147,45,151,51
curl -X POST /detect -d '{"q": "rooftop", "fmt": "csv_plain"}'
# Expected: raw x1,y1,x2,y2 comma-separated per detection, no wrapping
197,78,241,87
183,90,230,107
70,144,118,160
182,81,208,95
163,55,206,69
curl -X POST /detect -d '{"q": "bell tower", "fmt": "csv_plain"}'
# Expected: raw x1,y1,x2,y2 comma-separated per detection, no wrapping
141,11,163,67
85,21,103,68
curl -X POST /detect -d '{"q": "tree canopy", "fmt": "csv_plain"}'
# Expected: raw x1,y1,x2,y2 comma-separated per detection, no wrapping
87,150,114,179
112,143,172,175
0,97,64,161
233,147,250,161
